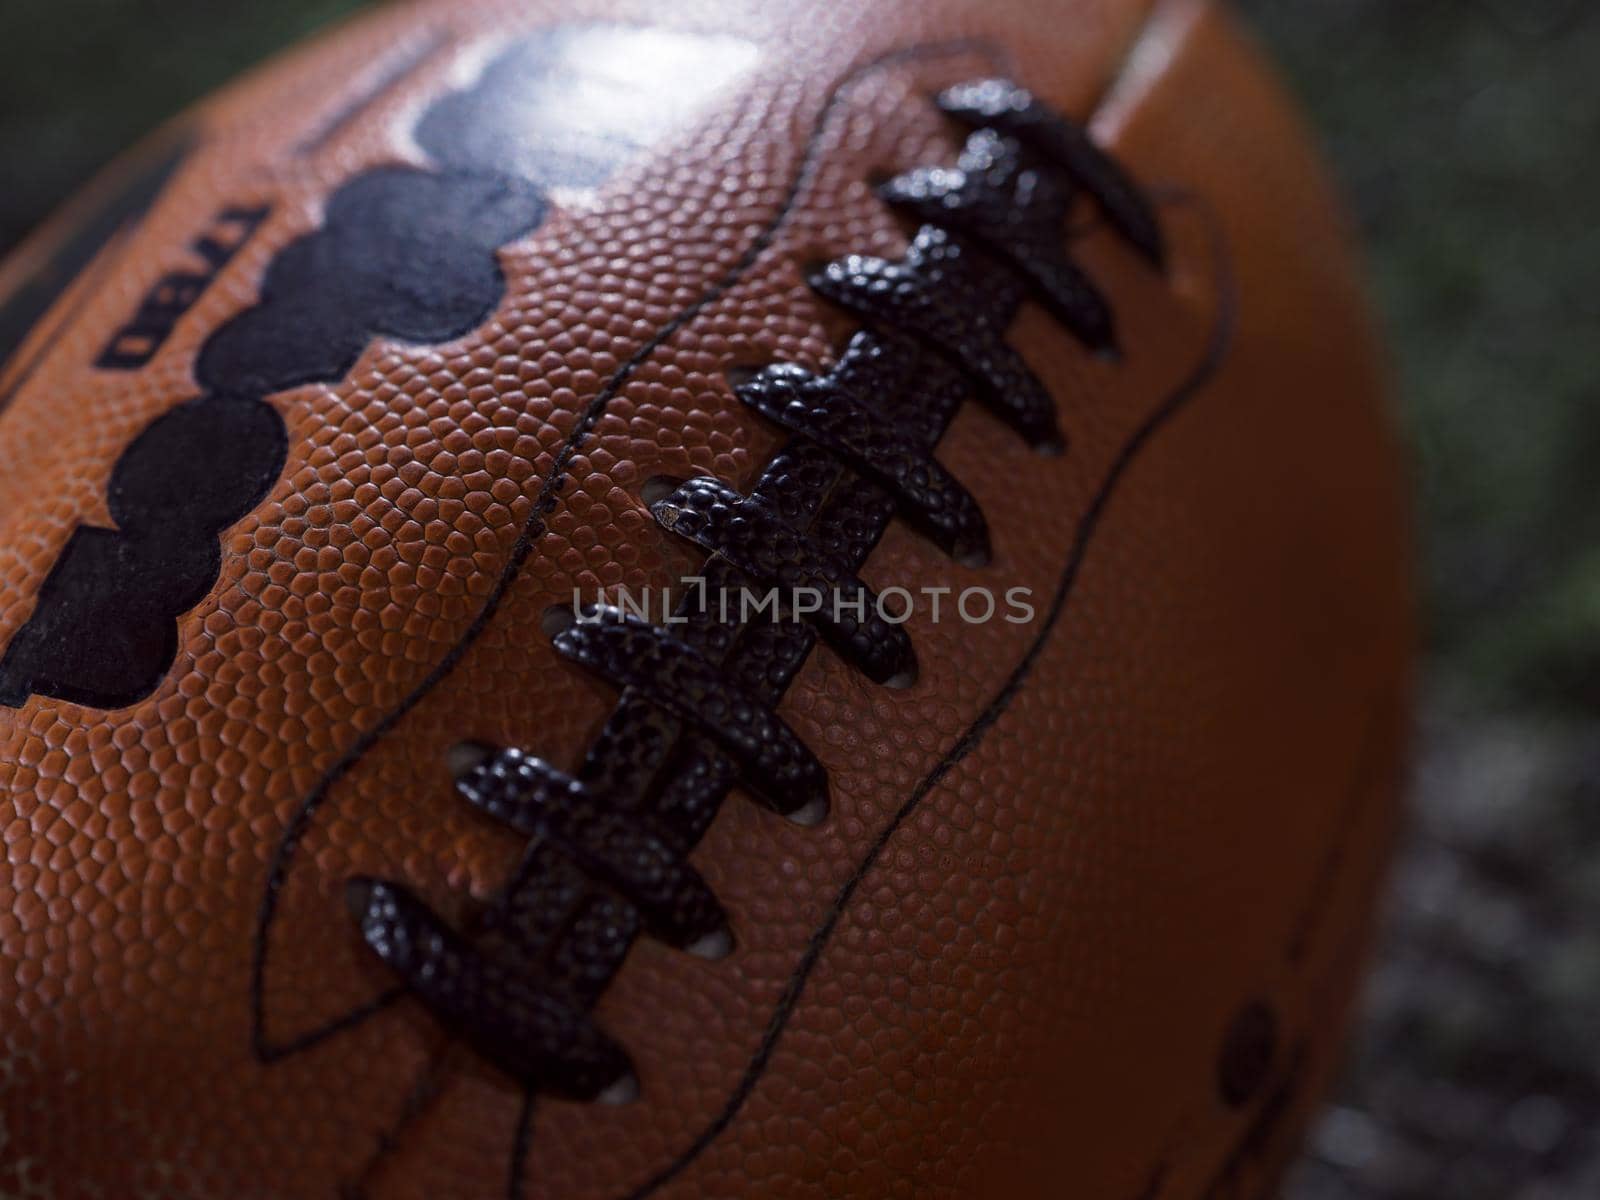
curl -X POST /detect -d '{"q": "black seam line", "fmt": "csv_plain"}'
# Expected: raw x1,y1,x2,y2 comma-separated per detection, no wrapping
508,1088,536,1200
342,1036,456,1197
250,35,1016,1063
613,194,1236,1200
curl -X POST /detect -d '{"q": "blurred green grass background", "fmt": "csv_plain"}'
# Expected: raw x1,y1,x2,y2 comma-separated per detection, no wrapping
1242,0,1600,714
2,1,1597,1195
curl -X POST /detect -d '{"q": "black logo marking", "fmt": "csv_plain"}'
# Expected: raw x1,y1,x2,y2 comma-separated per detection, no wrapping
0,25,757,710
95,204,269,371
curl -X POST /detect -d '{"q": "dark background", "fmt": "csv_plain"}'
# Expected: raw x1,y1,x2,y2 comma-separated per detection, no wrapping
2,1,1596,1195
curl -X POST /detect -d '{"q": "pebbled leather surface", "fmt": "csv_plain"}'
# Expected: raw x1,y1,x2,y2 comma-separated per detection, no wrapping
0,0,1411,1197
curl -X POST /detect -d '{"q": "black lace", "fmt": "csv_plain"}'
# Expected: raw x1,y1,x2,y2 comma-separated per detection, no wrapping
346,78,1165,1102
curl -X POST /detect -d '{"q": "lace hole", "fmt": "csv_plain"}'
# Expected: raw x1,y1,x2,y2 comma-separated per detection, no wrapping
541,604,577,639
640,475,681,506
800,257,835,285
596,1071,640,1106
687,926,734,961
724,364,761,390
785,796,828,828
883,664,918,691
446,740,495,780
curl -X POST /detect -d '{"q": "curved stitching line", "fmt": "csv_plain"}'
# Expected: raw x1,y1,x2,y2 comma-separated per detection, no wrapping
509,1088,537,1200
612,194,1236,1200
250,35,1016,1062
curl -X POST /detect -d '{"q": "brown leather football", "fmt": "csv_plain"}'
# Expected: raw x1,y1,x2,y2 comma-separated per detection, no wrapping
0,0,1411,1196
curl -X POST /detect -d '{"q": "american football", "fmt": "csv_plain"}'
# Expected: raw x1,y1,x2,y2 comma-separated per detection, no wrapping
0,0,1411,1196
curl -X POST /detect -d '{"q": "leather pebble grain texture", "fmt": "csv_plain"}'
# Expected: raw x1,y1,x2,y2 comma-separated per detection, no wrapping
0,0,1412,1197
